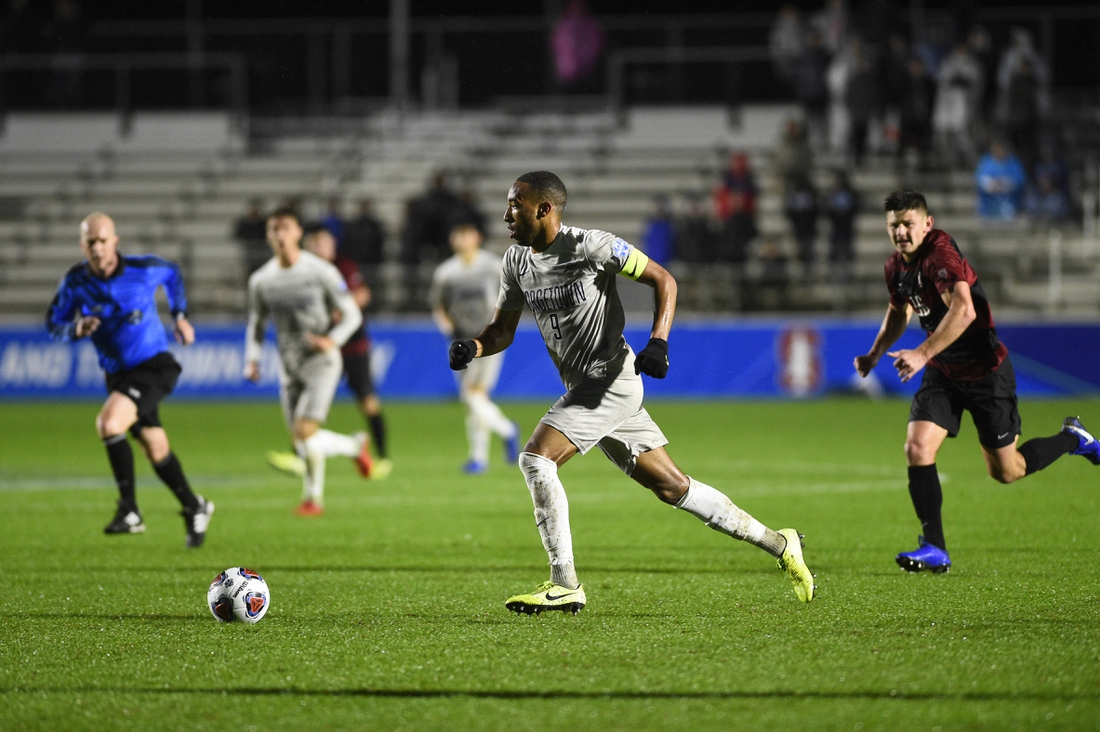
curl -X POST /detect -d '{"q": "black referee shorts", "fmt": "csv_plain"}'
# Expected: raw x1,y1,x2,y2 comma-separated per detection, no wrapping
909,355,1021,450
105,352,182,438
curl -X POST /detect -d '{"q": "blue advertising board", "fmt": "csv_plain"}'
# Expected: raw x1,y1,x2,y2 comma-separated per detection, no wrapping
0,319,1097,400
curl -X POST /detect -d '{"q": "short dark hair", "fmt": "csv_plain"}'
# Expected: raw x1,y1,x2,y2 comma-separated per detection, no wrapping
883,189,929,214
267,205,301,226
516,171,567,210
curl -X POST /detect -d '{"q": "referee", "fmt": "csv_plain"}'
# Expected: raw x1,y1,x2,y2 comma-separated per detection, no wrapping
46,213,214,547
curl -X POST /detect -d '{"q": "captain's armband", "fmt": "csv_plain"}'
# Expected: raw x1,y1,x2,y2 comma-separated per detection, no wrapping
618,248,649,281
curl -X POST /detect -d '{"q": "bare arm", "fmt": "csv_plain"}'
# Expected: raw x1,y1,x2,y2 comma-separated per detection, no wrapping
472,308,522,358
888,280,976,382
634,258,677,340
854,301,912,377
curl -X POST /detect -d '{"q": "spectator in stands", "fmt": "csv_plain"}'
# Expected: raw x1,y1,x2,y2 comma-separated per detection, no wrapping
824,169,860,281
784,173,819,268
400,173,462,265
1004,56,1042,173
796,31,830,149
975,139,1027,221
967,26,996,129
897,56,935,172
996,27,1049,124
712,153,758,265
934,43,983,168
913,22,949,78
774,118,814,192
674,196,715,265
811,0,848,56
234,198,269,276
318,198,345,246
825,37,858,154
342,198,387,266
769,4,804,92
844,42,880,168
1026,140,1073,224
882,32,911,141
641,195,676,266
550,0,606,93
446,187,487,237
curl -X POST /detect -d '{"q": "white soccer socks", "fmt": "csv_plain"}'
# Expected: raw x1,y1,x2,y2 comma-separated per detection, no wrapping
518,451,580,589
675,477,786,557
463,391,518,462
306,429,360,457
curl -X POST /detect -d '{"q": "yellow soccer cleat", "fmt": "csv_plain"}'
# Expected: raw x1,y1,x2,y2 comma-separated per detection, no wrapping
776,528,816,603
266,450,306,477
505,580,586,616
371,458,394,480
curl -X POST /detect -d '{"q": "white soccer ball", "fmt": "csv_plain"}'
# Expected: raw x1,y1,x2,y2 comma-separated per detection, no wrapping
207,567,271,624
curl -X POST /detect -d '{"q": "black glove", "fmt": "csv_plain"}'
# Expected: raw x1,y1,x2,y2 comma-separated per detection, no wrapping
634,337,669,379
448,340,477,370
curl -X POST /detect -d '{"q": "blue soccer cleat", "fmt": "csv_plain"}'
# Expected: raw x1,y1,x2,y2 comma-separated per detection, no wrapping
1062,416,1100,465
896,535,952,574
463,459,488,475
504,422,521,464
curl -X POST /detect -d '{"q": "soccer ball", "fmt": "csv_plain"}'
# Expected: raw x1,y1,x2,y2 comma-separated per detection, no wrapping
207,567,271,624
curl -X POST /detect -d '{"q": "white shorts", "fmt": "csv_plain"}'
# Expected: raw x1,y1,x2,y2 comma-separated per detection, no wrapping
280,348,343,428
540,367,668,476
456,351,505,393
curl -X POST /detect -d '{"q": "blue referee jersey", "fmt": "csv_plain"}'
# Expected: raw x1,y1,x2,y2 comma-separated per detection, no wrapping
46,255,188,375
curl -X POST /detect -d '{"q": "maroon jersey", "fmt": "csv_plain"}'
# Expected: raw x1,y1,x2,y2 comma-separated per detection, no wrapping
884,229,1008,381
333,253,369,358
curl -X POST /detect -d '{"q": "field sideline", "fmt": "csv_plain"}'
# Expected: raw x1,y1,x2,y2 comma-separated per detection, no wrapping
1,398,1098,730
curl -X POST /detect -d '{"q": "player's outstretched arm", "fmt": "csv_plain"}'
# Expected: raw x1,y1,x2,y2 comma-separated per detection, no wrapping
887,281,975,382
633,258,677,378
854,302,911,377
448,308,521,371
174,314,195,345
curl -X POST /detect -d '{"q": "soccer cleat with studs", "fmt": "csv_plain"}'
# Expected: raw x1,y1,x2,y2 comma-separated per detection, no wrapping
1062,416,1100,465
296,499,323,516
896,535,952,573
776,528,816,602
104,500,145,535
463,459,488,475
354,432,374,478
182,497,215,548
505,580,586,615
266,450,306,477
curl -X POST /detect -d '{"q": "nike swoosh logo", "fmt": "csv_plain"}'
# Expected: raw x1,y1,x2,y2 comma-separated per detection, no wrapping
544,591,576,601
998,432,1011,439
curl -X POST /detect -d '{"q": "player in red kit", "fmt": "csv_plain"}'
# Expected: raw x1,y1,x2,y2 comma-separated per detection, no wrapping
855,190,1098,573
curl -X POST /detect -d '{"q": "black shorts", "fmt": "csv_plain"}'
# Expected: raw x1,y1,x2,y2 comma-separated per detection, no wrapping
909,355,1021,449
105,352,182,438
342,350,375,401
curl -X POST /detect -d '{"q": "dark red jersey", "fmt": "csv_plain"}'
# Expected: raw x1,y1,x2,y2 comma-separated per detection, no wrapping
884,229,1008,381
334,253,369,358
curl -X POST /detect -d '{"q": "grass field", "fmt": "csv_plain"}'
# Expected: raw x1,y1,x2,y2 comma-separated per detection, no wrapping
1,397,1098,731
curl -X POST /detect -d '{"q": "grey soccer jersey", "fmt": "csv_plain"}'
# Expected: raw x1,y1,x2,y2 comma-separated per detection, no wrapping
245,250,362,374
497,224,635,389
429,250,502,340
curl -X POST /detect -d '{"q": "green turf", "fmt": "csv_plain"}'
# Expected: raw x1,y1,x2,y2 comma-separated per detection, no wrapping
1,398,1098,731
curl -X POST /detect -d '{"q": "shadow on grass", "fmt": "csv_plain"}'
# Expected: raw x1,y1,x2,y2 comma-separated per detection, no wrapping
0,612,203,622
1,686,1096,702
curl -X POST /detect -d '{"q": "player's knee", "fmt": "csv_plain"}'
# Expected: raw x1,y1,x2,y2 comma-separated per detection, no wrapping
904,439,935,466
96,412,128,439
648,475,689,505
987,462,1023,485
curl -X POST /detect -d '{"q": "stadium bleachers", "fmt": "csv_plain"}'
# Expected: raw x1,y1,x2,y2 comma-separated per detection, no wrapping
1,107,1098,319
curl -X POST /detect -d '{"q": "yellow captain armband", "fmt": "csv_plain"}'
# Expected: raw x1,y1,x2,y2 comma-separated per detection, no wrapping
618,247,649,281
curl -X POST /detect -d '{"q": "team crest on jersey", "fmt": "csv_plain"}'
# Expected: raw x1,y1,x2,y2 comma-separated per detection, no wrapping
611,238,630,260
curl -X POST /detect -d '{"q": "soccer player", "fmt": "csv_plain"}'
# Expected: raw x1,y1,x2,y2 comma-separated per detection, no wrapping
431,223,521,474
266,227,393,480
855,189,1099,573
449,171,815,614
46,213,214,547
244,207,374,516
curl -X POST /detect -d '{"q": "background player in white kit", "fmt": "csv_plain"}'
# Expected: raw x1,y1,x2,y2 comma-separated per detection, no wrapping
244,206,374,516
449,171,816,614
430,222,520,474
